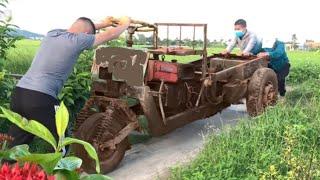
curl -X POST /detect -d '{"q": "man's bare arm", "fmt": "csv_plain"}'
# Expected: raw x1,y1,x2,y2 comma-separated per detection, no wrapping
93,17,131,47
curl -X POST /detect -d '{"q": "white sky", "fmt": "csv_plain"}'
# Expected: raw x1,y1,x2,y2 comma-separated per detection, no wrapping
6,0,320,43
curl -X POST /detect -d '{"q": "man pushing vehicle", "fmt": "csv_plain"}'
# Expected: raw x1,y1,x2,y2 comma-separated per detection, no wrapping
8,16,131,150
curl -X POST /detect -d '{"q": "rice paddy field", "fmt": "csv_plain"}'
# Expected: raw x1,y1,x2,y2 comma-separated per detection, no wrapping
3,39,320,179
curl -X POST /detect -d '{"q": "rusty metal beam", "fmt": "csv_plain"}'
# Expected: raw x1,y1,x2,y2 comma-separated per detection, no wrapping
100,121,139,150
137,86,229,137
155,23,207,27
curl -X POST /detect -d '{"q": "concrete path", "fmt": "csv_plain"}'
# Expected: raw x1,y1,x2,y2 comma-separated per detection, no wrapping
108,104,247,180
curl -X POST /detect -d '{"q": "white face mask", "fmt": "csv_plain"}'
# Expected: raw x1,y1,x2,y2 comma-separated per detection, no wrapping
262,38,276,48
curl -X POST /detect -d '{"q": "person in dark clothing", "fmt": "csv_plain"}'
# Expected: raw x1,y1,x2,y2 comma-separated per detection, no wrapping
257,38,290,96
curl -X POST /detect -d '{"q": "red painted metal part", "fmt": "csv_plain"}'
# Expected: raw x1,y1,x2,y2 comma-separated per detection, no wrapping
146,60,179,83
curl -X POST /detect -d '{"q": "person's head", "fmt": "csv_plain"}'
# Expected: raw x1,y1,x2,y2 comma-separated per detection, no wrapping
68,17,96,34
234,19,247,38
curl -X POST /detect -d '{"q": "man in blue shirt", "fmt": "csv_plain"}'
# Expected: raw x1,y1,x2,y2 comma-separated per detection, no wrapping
8,16,131,150
257,38,290,96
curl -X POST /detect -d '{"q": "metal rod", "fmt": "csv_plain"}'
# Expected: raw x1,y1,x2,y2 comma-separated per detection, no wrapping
155,27,158,49
193,25,195,50
130,19,156,28
202,24,208,79
155,23,207,27
158,80,167,124
196,82,205,107
167,25,169,48
135,28,156,32
179,26,182,47
153,29,156,48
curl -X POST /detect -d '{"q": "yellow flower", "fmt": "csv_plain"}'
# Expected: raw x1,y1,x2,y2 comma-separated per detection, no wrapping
269,165,277,175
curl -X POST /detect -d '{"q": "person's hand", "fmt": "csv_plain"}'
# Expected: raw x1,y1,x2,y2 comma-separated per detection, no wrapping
102,16,115,27
242,52,251,56
117,16,131,26
257,52,269,58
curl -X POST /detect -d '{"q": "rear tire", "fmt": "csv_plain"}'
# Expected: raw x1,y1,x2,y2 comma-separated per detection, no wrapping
246,68,278,116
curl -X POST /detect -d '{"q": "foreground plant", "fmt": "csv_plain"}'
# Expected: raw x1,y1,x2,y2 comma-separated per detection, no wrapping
0,102,110,179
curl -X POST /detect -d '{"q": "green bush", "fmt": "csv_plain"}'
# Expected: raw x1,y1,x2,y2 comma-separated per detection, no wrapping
0,0,20,71
287,62,320,84
0,73,16,133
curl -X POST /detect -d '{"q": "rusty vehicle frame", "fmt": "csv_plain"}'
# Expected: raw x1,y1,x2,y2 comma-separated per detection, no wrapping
72,20,278,173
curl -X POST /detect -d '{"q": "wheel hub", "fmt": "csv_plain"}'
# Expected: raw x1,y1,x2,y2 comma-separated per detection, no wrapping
262,82,277,107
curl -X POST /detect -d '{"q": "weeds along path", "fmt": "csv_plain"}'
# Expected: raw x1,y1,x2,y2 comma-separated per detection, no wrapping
107,104,247,180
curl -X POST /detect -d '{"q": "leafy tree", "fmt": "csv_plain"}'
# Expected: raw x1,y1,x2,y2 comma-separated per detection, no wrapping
292,34,298,50
0,0,20,71
136,34,147,45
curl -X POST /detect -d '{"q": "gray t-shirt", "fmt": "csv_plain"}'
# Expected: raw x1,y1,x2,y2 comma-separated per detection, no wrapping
17,29,95,98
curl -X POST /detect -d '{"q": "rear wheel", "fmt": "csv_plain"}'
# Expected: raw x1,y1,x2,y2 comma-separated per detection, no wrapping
246,68,278,116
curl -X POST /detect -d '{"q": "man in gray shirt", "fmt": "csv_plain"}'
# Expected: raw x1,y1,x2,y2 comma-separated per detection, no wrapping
222,19,261,56
8,16,131,149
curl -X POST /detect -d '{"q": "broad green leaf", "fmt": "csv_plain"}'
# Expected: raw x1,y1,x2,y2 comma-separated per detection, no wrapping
54,169,80,180
66,97,74,105
0,107,57,150
81,174,111,180
17,153,62,174
55,101,69,139
61,137,100,173
7,144,31,160
54,156,82,171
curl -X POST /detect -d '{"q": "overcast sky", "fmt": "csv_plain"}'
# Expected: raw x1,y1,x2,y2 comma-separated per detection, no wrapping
6,0,320,43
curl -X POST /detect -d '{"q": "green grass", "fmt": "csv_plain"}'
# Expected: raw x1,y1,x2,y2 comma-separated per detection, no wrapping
287,51,320,84
170,80,320,179
3,40,226,74
287,50,320,65
5,39,40,74
170,51,320,179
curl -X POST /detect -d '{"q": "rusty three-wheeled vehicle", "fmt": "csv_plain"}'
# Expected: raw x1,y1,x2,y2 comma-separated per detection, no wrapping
72,20,278,173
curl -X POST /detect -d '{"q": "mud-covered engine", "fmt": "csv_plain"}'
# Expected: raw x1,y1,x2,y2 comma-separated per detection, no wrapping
146,60,199,115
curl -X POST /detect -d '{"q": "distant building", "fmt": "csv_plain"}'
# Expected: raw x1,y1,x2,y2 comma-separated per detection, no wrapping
304,40,320,50
285,42,299,51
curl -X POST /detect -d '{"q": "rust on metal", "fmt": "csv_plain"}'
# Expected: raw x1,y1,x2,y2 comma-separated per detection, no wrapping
95,47,148,86
262,82,277,108
100,121,139,150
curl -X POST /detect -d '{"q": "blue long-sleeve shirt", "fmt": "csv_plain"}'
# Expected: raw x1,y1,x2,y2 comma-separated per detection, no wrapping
261,40,289,72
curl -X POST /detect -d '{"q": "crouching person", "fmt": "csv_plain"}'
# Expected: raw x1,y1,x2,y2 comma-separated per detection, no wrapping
257,38,290,96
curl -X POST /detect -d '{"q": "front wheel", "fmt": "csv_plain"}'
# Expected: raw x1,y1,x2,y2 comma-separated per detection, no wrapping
72,96,136,174
246,68,278,116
